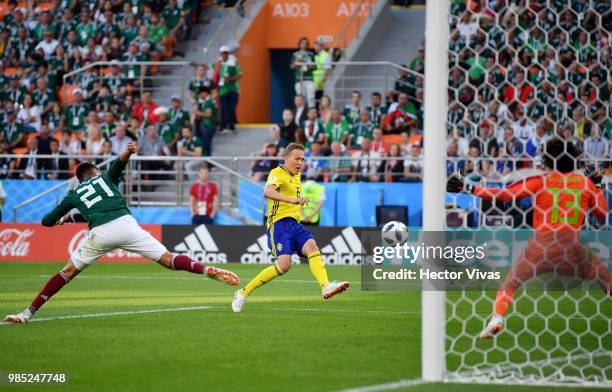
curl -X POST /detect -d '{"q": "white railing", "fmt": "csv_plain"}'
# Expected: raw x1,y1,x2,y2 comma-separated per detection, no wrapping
298,61,422,109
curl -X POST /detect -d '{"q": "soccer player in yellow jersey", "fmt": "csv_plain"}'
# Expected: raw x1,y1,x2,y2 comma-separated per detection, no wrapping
232,143,349,312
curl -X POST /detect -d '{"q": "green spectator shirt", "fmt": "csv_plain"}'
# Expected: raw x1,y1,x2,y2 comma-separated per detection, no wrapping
197,96,217,129
350,122,375,145
325,120,349,143
291,50,314,82
41,158,131,229
180,136,203,154
342,105,360,126
158,121,177,145
0,120,24,146
189,77,213,100
168,108,190,132
162,5,182,29
302,119,325,147
32,87,57,109
103,74,127,95
367,105,387,126
122,53,148,78
122,26,139,44
212,60,242,96
6,85,28,105
64,103,91,132
148,24,168,44
75,21,97,46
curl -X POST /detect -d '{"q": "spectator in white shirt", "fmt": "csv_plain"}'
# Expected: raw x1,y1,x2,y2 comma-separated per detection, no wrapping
512,116,535,146
17,94,41,133
35,30,59,60
110,125,132,154
584,123,609,159
457,12,478,41
86,125,105,155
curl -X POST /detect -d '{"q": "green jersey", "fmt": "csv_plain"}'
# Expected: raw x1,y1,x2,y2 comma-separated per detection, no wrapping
291,50,314,82
350,122,375,145
168,107,190,132
189,77,213,100
180,136,203,153
75,21,97,46
42,158,131,229
212,60,242,96
325,120,349,143
197,97,217,129
64,103,91,132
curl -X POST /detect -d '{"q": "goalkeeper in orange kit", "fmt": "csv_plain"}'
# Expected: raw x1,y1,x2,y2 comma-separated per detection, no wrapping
447,138,611,338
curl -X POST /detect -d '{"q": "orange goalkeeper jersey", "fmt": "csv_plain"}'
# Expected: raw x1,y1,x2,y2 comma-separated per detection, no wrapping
473,171,608,231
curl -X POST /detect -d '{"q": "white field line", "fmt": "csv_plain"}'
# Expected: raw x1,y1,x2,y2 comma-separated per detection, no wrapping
0,306,213,325
0,305,416,326
333,379,430,392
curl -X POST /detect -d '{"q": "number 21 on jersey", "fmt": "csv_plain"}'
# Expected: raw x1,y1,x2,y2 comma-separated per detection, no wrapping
77,177,114,208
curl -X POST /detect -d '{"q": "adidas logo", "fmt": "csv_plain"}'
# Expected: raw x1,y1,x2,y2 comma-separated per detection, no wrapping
174,225,228,264
240,234,300,264
320,227,366,265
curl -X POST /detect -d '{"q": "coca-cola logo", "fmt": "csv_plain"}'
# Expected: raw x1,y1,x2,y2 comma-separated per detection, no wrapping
0,229,33,257
68,230,141,259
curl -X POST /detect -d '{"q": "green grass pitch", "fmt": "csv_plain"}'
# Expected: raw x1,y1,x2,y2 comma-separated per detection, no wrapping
0,262,605,392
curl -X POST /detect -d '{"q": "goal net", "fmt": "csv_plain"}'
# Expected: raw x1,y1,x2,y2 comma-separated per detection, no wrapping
440,0,611,387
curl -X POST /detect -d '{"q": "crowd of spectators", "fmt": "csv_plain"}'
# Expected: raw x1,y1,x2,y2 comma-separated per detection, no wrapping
250,88,425,183
445,0,610,179
0,0,243,180
253,0,610,183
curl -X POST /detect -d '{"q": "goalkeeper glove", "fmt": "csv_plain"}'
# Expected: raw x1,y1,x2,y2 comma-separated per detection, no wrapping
585,164,603,189
447,174,475,193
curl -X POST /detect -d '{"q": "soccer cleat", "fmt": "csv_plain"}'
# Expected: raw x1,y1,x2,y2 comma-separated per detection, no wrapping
231,289,247,313
480,314,504,339
206,266,240,286
322,281,350,299
3,310,31,324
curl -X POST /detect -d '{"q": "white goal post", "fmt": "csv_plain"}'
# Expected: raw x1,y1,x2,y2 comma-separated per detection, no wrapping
422,0,450,382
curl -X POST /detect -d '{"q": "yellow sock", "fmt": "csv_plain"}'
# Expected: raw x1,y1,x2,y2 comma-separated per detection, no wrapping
308,251,329,289
241,264,284,297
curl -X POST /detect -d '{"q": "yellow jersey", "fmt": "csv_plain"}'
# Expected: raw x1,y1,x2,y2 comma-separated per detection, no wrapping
266,165,302,225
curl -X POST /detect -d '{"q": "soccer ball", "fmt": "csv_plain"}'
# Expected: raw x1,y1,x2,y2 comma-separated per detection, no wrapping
381,221,408,245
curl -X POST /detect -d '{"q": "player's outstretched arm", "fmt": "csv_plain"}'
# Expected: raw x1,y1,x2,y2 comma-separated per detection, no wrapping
447,173,543,202
107,141,138,184
263,185,308,205
41,196,75,227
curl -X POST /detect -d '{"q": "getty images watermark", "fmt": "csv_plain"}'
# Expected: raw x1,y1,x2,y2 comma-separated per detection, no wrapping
359,230,612,291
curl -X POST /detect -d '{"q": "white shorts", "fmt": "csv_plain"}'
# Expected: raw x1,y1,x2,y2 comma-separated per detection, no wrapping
71,215,167,270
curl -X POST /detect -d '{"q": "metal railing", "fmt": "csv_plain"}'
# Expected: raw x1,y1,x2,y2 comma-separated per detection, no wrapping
332,0,377,55
5,154,609,223
203,0,262,63
298,61,422,109
62,61,196,105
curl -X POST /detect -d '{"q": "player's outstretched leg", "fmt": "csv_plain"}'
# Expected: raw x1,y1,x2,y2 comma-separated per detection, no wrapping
480,256,532,338
157,252,240,286
3,261,80,324
302,240,349,300
232,256,289,312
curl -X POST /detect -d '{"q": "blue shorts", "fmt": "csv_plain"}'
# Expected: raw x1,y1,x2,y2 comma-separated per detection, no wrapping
267,218,314,257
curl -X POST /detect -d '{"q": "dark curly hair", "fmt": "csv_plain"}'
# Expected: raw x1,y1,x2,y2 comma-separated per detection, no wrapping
542,138,581,173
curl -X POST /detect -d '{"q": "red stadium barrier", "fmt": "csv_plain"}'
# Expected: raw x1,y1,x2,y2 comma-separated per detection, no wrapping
0,223,162,263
